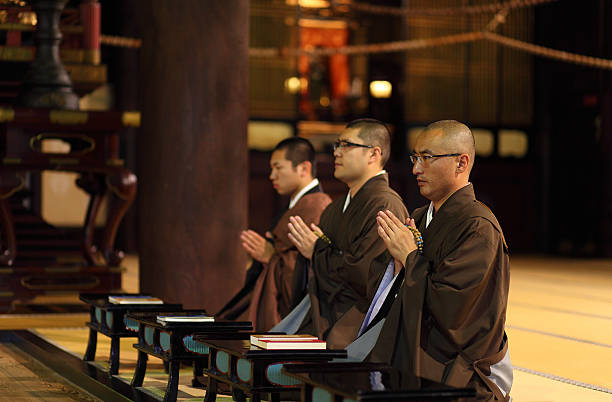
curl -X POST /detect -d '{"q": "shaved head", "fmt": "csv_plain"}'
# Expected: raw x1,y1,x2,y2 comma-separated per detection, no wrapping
346,118,391,167
423,120,475,172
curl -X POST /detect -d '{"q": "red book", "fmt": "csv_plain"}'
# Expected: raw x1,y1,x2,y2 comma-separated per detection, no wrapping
250,335,326,350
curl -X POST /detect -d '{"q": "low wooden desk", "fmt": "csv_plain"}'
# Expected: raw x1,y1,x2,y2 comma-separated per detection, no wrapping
127,312,252,402
199,338,347,402
79,292,182,375
282,362,476,401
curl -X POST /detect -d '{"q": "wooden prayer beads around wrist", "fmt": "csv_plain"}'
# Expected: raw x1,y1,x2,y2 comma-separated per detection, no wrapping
316,231,332,245
406,226,424,255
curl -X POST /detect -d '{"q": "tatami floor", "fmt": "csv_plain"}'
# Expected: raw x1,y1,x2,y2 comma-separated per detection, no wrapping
0,255,611,401
506,256,612,401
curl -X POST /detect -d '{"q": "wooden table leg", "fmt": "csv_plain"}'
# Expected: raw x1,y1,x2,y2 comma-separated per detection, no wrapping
204,377,217,402
76,172,105,265
131,350,148,387
163,360,180,402
101,169,136,266
232,388,246,402
0,173,19,266
108,336,120,375
83,328,97,361
192,360,205,387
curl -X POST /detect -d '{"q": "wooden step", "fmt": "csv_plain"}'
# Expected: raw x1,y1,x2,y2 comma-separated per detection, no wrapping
0,265,123,274
16,230,69,238
17,239,81,247
12,214,48,224
17,250,84,258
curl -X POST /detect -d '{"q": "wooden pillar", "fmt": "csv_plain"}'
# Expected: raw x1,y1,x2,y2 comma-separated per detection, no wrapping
79,0,101,65
136,1,248,310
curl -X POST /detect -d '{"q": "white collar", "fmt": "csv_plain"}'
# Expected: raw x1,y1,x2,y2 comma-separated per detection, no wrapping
289,178,319,209
343,170,386,213
342,191,351,213
426,202,434,228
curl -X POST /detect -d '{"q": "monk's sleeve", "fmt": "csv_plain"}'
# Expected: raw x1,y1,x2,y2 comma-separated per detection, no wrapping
276,195,331,308
291,194,331,228
314,198,408,298
426,219,503,341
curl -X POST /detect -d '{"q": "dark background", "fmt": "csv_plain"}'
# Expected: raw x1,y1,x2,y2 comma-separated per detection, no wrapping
95,0,612,261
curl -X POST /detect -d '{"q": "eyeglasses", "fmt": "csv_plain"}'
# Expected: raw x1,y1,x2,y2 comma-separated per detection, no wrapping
333,140,374,152
409,153,461,165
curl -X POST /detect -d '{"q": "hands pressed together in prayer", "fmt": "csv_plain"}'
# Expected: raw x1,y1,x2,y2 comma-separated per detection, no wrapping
377,210,417,272
240,230,275,264
287,216,324,260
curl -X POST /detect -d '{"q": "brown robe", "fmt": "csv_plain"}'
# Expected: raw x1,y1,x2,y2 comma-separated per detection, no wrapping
303,174,409,348
247,190,331,331
367,184,511,401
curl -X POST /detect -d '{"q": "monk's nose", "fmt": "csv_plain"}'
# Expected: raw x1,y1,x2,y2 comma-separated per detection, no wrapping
412,163,422,175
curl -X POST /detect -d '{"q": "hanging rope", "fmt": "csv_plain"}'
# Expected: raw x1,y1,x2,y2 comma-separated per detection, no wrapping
249,31,485,58
250,31,612,71
339,0,559,17
485,8,510,32
483,31,612,70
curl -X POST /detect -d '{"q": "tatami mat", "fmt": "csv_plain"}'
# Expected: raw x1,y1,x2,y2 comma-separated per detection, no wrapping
506,256,612,400
511,370,612,402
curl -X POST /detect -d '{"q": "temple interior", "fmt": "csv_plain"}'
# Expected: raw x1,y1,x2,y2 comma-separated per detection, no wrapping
0,0,610,401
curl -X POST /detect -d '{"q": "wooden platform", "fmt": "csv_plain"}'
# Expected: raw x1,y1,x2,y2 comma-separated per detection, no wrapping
0,255,610,401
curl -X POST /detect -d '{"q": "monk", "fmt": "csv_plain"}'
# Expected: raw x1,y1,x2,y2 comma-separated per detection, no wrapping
355,120,512,400
276,118,409,349
217,137,331,331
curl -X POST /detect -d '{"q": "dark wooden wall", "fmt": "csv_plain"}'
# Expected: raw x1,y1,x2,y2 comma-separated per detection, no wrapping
534,0,612,256
134,1,249,310
602,2,612,258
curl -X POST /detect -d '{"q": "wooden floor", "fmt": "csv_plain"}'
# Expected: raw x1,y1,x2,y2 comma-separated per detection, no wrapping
0,255,611,401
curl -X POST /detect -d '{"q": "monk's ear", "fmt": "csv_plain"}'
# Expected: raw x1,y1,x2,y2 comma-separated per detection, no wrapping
298,160,312,177
370,147,383,163
456,154,469,173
